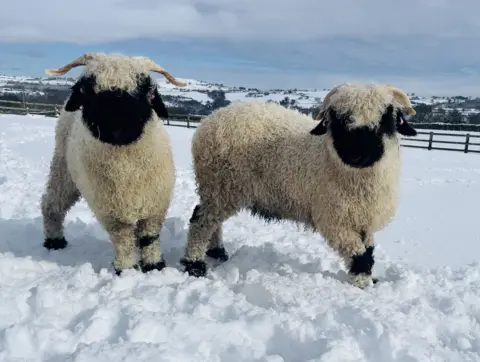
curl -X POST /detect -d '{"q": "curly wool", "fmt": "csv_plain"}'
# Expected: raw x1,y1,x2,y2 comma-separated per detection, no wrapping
80,53,152,93
183,83,411,288
191,100,400,241
40,53,177,274
323,83,396,129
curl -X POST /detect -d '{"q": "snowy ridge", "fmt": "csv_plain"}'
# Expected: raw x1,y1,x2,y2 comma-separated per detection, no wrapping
1,73,476,111
0,74,74,87
0,73,332,109
1,113,480,361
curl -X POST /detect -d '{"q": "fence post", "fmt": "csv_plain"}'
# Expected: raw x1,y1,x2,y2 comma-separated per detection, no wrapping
464,133,470,153
428,132,434,150
187,115,190,128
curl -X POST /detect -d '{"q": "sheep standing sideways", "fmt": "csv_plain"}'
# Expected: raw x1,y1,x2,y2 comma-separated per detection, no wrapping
180,83,417,289
41,52,186,275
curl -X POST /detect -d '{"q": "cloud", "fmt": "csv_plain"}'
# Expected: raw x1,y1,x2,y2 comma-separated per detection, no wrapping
1,0,480,44
2,1,480,96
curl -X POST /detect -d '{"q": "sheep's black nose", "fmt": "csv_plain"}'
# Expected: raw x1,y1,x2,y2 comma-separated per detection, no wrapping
112,130,122,140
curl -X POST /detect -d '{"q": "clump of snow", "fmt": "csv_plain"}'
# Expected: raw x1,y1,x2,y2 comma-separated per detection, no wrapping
1,113,480,361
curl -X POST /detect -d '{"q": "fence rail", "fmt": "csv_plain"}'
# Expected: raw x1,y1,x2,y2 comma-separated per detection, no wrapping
401,131,480,153
1,100,479,154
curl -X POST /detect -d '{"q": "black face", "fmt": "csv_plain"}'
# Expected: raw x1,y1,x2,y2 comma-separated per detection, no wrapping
310,105,417,168
65,74,169,146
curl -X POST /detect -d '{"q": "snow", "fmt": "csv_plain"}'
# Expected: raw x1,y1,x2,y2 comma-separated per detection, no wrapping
0,74,74,87
1,113,480,361
224,90,329,109
156,77,229,91
6,73,480,115
160,89,213,105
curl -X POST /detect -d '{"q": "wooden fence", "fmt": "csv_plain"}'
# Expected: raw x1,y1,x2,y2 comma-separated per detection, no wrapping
1,99,480,154
0,99,60,116
401,131,480,153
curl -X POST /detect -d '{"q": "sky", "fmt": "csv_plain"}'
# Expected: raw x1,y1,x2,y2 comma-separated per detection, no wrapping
1,0,480,96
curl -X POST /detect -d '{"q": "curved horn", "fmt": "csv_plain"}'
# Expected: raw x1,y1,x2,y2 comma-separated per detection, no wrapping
385,84,416,115
135,57,187,87
44,53,99,76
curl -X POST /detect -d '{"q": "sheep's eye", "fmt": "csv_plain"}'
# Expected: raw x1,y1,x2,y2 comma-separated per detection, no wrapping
147,85,156,100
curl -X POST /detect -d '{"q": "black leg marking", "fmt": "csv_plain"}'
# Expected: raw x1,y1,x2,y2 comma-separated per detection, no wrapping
114,263,140,276
140,258,166,273
349,246,375,275
206,246,229,262
44,237,68,250
180,258,207,277
190,204,201,223
359,230,378,285
138,234,159,248
114,268,122,276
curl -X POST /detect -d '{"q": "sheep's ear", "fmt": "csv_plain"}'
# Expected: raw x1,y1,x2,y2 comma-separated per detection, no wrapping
397,120,417,136
310,120,327,135
64,86,84,112
396,112,417,137
310,112,328,136
151,89,168,119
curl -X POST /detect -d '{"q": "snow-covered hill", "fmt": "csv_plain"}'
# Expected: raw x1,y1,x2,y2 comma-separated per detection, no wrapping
0,73,331,109
2,73,477,112
1,113,480,361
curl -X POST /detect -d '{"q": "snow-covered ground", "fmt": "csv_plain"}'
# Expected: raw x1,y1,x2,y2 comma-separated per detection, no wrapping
1,114,480,361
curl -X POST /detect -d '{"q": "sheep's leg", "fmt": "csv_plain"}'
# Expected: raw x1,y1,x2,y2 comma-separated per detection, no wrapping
346,245,376,288
205,224,229,262
136,216,166,273
103,218,138,275
362,232,378,284
325,229,375,289
41,151,80,250
181,203,233,277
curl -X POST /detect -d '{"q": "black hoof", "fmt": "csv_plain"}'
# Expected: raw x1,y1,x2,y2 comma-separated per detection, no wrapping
206,246,229,262
349,246,374,276
44,237,68,250
140,259,166,273
114,264,139,276
180,258,207,277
